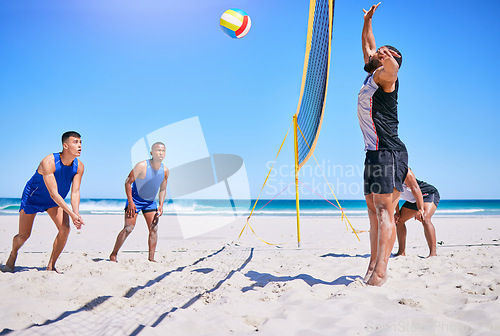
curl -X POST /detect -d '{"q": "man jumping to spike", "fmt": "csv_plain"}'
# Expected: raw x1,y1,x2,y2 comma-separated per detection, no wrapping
357,3,407,286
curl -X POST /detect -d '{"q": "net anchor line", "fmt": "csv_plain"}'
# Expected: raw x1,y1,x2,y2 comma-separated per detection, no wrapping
237,121,293,246
296,123,361,241
238,180,293,247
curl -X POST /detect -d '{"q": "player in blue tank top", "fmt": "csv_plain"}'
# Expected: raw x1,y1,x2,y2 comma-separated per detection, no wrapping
110,142,169,262
5,131,85,272
359,3,406,286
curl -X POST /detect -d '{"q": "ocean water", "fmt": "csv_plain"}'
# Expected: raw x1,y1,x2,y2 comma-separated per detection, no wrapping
0,198,499,217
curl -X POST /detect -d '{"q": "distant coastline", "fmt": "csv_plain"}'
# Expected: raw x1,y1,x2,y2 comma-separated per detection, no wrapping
1,198,500,217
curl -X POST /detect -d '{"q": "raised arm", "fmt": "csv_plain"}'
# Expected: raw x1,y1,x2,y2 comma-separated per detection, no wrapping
373,46,400,91
362,3,380,64
39,155,82,228
404,169,425,222
70,160,85,229
157,167,169,217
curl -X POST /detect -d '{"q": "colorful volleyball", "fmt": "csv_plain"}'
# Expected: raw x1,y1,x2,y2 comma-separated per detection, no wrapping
220,9,251,39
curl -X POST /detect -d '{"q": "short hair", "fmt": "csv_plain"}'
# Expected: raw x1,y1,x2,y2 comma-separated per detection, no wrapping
381,45,402,69
62,131,81,144
151,142,166,150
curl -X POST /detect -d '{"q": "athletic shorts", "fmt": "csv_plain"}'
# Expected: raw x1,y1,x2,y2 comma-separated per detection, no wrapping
364,150,408,195
20,202,57,214
19,182,58,214
402,191,440,211
125,195,157,214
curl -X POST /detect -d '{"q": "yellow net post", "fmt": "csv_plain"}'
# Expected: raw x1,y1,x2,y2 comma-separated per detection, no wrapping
293,115,301,248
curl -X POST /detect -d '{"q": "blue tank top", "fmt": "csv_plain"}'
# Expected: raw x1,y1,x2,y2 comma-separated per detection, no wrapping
24,153,78,204
132,160,165,201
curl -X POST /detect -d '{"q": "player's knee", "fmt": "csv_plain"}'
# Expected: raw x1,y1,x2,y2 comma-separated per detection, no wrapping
367,207,376,216
375,207,391,219
16,232,31,243
59,225,71,236
124,225,135,234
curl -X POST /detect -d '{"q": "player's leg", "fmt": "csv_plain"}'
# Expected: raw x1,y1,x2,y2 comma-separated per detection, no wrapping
5,210,36,271
364,193,379,282
110,210,138,262
46,206,71,272
143,211,158,262
366,190,399,286
395,206,417,256
422,202,438,257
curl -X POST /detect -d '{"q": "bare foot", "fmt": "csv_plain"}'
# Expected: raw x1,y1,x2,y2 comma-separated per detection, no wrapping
5,252,17,271
394,251,406,257
426,253,437,258
363,268,374,283
109,254,118,262
366,270,388,287
46,266,62,274
148,259,157,263
1,265,14,273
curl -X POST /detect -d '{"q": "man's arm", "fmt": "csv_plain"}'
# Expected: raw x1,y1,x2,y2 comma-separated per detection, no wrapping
157,168,169,217
70,160,85,229
362,3,380,63
125,161,146,218
394,201,401,224
373,46,400,92
39,155,82,228
405,169,425,222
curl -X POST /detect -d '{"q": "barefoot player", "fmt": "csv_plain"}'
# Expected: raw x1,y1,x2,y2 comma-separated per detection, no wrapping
110,142,169,262
5,131,85,272
358,3,407,286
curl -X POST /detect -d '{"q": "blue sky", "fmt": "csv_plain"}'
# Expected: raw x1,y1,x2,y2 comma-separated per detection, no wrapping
0,0,498,200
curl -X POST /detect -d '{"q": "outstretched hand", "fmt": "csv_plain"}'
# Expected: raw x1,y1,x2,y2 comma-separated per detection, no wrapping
363,2,380,20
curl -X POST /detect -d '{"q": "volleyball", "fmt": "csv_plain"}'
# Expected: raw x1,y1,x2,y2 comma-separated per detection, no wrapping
220,9,251,39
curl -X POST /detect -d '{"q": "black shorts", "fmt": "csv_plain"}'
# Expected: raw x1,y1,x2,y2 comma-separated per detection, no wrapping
402,191,440,211
364,150,408,195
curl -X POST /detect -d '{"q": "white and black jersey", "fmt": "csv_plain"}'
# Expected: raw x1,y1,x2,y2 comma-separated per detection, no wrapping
357,72,407,152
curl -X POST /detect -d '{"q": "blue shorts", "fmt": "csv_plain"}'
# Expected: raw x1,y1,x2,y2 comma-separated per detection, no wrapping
125,195,157,213
20,182,58,214
20,202,58,214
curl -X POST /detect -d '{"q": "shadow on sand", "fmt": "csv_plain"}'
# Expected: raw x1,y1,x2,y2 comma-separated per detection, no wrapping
242,270,363,292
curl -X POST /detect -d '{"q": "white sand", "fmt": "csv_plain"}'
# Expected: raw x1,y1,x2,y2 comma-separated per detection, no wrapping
1,214,499,335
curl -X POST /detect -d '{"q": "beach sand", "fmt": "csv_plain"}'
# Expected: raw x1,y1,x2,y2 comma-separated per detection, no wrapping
1,214,499,335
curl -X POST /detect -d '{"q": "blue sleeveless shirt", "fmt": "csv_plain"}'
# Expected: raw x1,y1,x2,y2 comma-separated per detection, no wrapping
20,153,79,214
132,160,165,202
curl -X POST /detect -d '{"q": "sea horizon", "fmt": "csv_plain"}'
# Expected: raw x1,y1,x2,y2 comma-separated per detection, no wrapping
1,198,500,217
